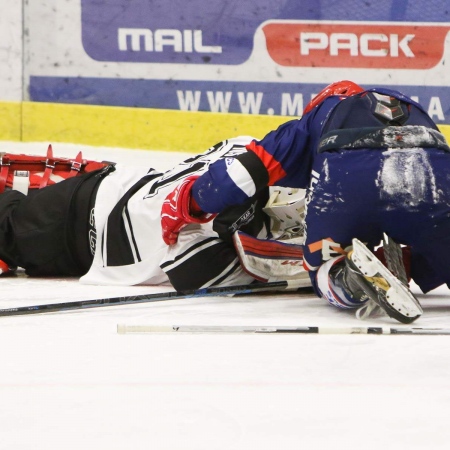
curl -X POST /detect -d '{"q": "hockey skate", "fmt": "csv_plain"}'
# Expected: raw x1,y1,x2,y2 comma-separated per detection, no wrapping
347,238,422,324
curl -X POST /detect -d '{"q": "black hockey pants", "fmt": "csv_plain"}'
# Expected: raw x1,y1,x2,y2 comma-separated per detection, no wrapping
0,169,107,277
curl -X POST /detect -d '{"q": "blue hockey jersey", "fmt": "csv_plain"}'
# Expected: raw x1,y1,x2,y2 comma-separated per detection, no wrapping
191,88,450,293
192,88,439,212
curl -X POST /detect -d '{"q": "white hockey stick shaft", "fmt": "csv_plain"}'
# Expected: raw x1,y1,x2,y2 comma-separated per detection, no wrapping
117,324,450,335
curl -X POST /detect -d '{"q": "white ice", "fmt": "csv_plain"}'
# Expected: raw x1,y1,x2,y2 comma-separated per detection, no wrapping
1,141,450,450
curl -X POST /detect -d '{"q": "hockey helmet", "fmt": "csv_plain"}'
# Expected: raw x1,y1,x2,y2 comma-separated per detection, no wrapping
263,187,306,240
303,80,364,115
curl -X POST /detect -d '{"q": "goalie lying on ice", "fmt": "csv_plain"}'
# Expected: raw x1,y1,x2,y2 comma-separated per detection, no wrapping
0,139,310,292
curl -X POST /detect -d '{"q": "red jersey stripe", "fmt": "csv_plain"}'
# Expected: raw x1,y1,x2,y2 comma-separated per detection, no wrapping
246,141,287,185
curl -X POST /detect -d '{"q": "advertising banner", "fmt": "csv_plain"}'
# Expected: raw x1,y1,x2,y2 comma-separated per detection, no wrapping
26,0,450,123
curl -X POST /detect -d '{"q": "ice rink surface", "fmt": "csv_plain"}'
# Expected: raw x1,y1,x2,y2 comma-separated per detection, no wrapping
1,141,450,450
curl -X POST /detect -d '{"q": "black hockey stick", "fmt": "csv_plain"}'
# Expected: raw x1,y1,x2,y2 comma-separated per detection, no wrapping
0,280,312,317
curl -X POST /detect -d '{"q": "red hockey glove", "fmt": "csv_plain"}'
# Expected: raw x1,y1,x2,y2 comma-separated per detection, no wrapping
161,176,215,245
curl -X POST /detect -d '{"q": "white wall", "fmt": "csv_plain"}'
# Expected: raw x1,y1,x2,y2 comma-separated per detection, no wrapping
0,0,23,101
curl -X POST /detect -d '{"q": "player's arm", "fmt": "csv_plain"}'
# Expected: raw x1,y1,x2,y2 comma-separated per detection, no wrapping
191,149,270,213
161,118,313,245
161,231,254,291
192,118,313,214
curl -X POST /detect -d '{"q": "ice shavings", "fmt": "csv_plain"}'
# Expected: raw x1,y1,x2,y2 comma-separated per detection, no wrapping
377,148,440,208
382,126,445,147
352,125,449,150
323,159,330,183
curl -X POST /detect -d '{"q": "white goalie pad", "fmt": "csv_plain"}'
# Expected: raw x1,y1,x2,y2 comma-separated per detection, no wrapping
263,187,306,241
232,231,311,286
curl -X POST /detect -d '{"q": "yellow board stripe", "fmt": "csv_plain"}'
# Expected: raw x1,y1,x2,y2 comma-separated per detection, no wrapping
21,102,287,153
1,101,450,153
440,124,450,143
0,101,22,141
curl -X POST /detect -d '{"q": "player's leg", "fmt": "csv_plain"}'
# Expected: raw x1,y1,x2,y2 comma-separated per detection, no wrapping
380,150,450,293
0,171,102,276
0,189,26,272
301,150,422,322
303,150,383,291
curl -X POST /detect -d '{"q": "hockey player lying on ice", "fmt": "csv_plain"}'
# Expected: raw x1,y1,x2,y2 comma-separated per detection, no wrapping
0,81,447,323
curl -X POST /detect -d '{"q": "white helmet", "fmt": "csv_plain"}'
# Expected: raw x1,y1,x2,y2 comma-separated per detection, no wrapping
263,187,306,241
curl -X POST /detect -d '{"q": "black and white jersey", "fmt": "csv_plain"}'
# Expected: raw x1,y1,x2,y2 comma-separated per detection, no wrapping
80,136,268,289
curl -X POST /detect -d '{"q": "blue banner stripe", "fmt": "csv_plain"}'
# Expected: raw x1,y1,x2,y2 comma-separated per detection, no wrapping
29,76,450,124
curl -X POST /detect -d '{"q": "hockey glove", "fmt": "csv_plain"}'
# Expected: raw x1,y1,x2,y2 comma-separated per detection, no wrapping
161,176,215,245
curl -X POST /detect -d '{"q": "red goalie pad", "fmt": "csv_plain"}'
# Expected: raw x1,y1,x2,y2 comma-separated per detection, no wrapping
0,144,112,195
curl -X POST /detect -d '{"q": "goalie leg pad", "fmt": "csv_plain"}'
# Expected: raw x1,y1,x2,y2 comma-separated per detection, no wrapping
0,145,112,195
232,231,311,286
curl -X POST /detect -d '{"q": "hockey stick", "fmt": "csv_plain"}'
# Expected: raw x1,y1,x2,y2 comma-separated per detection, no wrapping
117,324,450,336
0,280,312,317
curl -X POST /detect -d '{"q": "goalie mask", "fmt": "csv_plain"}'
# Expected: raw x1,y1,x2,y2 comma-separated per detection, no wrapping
263,187,306,240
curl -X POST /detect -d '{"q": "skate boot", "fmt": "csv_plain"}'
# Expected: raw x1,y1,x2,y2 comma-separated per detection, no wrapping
346,238,422,324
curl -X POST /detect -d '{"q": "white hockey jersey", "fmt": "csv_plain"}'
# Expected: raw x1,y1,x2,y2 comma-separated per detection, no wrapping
80,137,261,288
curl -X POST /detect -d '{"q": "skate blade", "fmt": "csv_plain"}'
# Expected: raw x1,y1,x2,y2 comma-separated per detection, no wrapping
356,299,387,321
351,238,422,324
